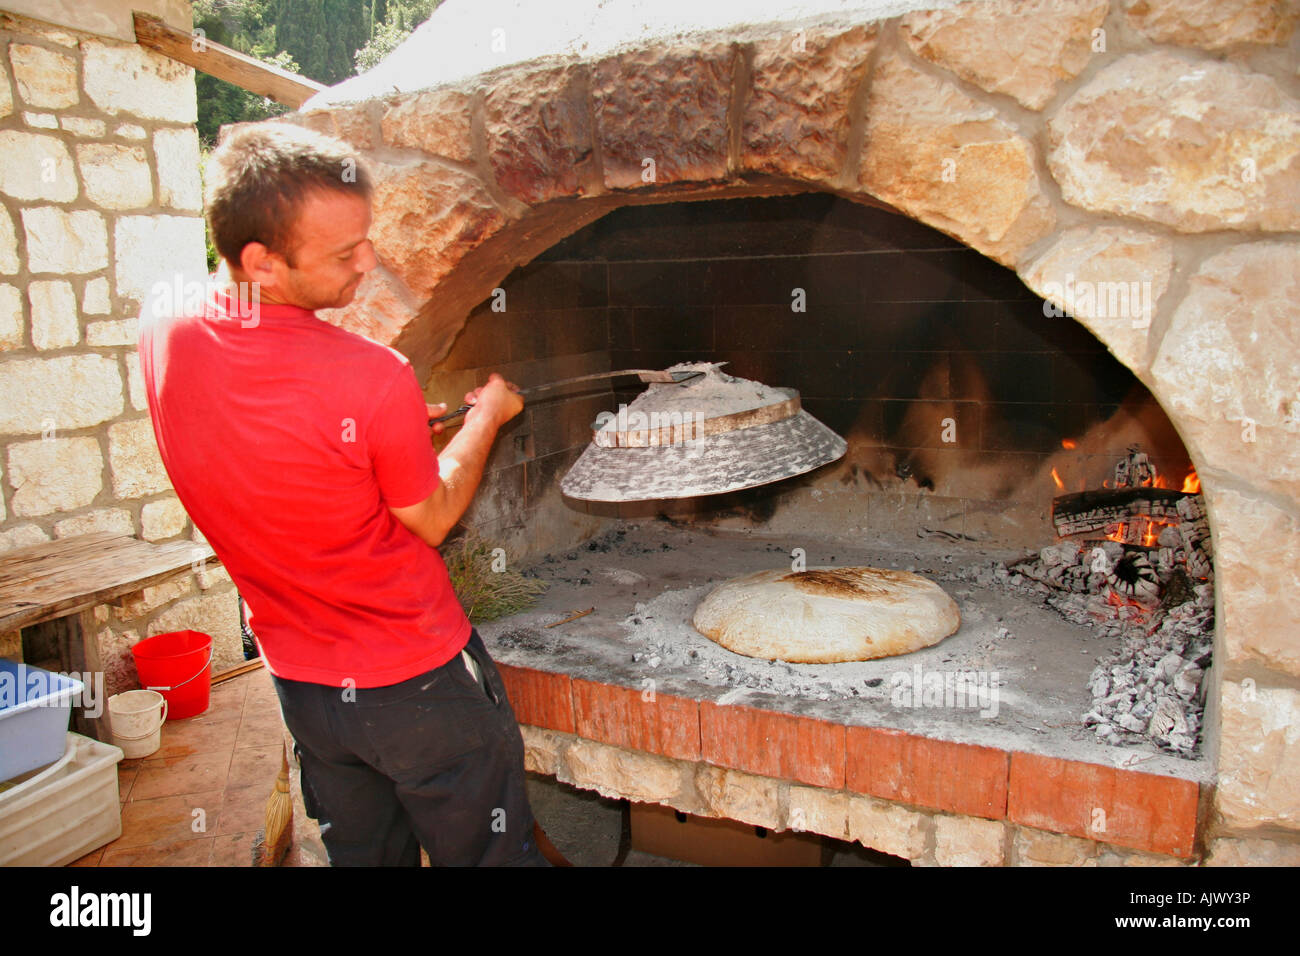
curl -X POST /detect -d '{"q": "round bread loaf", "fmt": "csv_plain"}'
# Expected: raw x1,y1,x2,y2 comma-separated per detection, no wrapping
692,566,960,663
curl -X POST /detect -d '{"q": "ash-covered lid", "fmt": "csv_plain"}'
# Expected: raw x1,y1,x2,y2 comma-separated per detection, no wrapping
594,362,796,439
562,361,846,502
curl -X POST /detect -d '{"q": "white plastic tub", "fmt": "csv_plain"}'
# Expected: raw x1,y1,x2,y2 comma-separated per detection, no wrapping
0,732,123,866
0,661,85,782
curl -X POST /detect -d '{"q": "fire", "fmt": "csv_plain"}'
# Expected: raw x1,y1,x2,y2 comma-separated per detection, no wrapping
1105,516,1176,546
1182,468,1200,494
1061,439,1076,450
1051,467,1065,490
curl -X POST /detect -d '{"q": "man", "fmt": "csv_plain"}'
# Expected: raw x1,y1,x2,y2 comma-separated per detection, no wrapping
138,123,545,866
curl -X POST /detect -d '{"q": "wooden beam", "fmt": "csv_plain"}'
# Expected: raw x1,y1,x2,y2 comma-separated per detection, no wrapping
133,12,326,110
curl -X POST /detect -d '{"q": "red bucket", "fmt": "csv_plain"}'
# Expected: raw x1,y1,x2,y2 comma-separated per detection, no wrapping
132,630,213,720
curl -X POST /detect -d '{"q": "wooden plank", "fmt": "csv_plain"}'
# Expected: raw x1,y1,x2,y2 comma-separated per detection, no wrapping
133,12,326,109
64,608,113,745
0,533,217,632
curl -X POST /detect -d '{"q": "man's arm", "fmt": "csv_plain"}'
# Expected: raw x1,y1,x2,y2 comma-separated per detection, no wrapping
388,373,523,547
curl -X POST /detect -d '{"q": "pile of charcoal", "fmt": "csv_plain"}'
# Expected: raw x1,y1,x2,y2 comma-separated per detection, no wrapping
993,536,1214,758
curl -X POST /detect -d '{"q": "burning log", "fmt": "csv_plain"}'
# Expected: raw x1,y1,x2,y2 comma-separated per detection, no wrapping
1051,487,1187,539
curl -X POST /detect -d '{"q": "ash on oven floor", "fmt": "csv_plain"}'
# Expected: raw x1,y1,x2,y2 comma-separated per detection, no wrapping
480,519,1210,785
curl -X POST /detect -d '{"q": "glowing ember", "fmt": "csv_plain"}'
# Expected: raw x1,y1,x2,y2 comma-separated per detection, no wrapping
1061,439,1076,450
1051,467,1065,490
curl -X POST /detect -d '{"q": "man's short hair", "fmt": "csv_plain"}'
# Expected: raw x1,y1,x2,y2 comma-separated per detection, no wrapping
205,123,372,269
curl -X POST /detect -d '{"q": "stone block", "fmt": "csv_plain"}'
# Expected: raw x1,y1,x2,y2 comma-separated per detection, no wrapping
1014,826,1098,866
0,131,76,201
933,814,1005,866
141,496,187,541
857,54,1055,267
694,764,781,829
0,283,22,350
195,565,230,590
28,279,78,349
86,318,138,347
1019,226,1173,374
1216,680,1300,830
0,56,11,118
1123,0,1299,50
115,575,193,618
115,123,145,140
82,40,196,123
743,25,877,184
787,785,850,840
381,87,473,163
114,215,207,305
0,524,49,553
1150,242,1300,503
1207,486,1300,675
100,627,141,698
8,43,77,108
53,507,134,538
519,725,569,776
902,0,1108,110
153,127,202,211
592,41,733,191
0,207,17,274
125,351,147,411
1204,836,1300,867
1092,847,1190,866
82,276,111,314
6,436,103,515
108,417,170,498
559,737,686,804
847,793,929,860
1048,52,1300,232
485,65,596,206
22,112,55,129
0,354,123,433
60,116,106,138
367,161,505,301
22,207,107,273
77,143,152,210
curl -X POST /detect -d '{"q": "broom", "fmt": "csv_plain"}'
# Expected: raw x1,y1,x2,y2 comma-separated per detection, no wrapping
256,741,294,866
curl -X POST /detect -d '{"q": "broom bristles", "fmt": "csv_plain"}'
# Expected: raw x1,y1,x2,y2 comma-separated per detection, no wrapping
442,532,548,623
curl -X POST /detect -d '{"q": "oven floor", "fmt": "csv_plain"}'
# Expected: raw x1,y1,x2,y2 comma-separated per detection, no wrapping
477,520,1210,784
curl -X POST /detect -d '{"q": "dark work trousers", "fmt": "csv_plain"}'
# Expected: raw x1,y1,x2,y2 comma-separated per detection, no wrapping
271,629,548,866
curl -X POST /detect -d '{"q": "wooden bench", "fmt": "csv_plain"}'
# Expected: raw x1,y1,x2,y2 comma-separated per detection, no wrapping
0,532,217,742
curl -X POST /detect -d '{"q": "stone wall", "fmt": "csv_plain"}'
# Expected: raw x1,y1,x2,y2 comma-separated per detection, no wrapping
0,7,241,691
282,0,1300,863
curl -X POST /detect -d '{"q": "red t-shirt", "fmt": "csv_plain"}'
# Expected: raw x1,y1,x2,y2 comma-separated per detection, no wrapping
137,284,471,687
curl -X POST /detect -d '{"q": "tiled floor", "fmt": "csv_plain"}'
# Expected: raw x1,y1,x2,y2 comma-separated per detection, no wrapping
70,666,327,867
57,664,880,866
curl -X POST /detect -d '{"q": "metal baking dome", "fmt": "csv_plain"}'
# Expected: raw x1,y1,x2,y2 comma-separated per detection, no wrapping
560,363,847,502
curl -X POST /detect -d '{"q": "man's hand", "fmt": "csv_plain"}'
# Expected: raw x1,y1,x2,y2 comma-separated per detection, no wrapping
462,373,523,429
391,372,523,547
426,403,448,436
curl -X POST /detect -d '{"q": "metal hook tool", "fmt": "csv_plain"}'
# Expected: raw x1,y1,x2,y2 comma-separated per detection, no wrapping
428,367,707,426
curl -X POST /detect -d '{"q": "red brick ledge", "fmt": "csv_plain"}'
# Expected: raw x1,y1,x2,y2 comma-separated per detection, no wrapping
497,663,1200,858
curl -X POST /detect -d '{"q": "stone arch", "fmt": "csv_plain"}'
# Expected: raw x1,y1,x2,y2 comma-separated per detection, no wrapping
270,3,1300,843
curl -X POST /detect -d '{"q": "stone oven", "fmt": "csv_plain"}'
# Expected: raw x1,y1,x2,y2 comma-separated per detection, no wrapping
257,0,1299,866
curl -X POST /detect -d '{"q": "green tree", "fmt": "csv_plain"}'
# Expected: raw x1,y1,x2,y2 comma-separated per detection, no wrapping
353,0,440,74
193,0,298,146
